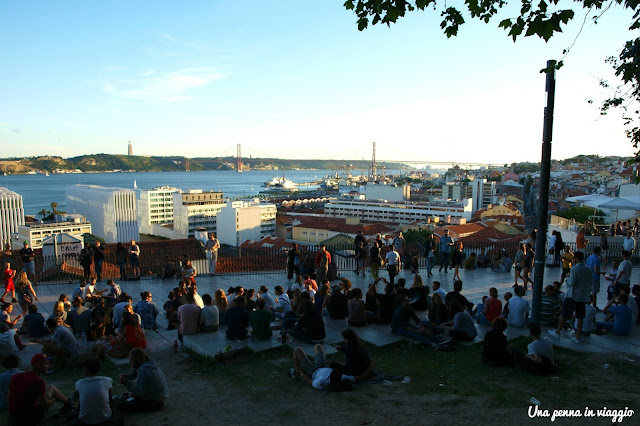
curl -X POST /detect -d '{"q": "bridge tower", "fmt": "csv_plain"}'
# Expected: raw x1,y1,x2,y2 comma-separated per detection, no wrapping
371,141,377,178
185,158,190,172
237,144,243,172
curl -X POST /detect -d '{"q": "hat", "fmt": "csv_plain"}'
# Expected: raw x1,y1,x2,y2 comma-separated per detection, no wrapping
23,241,28,246
31,353,48,366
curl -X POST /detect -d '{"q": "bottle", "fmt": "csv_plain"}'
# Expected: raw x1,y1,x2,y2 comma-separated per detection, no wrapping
173,339,179,353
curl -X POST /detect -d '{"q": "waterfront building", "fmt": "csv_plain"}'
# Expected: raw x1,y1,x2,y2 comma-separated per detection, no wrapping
172,190,225,239
324,198,473,223
11,215,91,249
65,185,139,243
0,187,25,250
138,186,182,235
217,199,277,247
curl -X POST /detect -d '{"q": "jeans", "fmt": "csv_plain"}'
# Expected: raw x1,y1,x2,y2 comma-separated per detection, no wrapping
387,264,398,286
95,259,103,281
209,252,218,275
118,260,126,279
440,252,450,270
426,257,435,275
595,321,614,334
393,327,436,346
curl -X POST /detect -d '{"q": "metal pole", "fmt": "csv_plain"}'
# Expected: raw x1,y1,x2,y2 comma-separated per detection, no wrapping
531,60,556,324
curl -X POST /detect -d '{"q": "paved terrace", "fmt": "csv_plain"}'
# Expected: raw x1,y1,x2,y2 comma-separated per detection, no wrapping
10,264,640,367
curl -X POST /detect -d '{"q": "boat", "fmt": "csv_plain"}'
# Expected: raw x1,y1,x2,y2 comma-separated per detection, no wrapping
263,174,297,189
133,180,137,189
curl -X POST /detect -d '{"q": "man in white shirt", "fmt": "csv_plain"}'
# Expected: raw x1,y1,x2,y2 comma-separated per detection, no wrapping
507,286,530,327
257,286,276,310
432,281,447,301
614,250,633,295
623,232,636,256
205,233,221,276
385,245,401,286
292,344,355,390
273,286,292,319
74,357,112,424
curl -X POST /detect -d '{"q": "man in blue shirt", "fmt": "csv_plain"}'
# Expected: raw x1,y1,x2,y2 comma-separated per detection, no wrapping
585,247,602,311
438,229,454,273
595,293,632,336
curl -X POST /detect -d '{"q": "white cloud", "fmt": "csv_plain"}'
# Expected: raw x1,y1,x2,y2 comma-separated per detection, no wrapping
161,33,176,41
102,67,226,103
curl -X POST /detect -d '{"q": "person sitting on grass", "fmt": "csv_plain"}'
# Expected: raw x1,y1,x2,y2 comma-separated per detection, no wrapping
118,348,169,412
409,275,429,312
440,300,478,342
347,288,369,327
0,353,21,410
201,294,219,333
74,357,112,425
595,293,632,336
332,328,374,382
291,301,326,343
477,287,502,326
539,285,561,326
481,317,514,366
428,293,449,326
391,295,441,348
250,297,274,340
326,284,349,320
8,353,74,424
226,296,249,340
291,344,355,391
514,324,555,375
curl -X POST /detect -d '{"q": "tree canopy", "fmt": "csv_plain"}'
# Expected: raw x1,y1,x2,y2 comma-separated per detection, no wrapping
344,0,640,179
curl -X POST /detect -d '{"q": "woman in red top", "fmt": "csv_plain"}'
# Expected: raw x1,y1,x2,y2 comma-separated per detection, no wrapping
477,287,502,326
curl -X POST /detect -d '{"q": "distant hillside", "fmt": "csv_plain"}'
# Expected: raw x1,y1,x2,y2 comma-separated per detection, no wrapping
0,154,404,174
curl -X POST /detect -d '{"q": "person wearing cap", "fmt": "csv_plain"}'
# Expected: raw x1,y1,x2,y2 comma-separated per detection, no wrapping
8,352,73,423
19,241,36,285
118,348,169,412
292,344,356,390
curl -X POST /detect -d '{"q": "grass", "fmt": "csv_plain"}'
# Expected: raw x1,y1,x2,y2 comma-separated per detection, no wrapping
183,337,639,412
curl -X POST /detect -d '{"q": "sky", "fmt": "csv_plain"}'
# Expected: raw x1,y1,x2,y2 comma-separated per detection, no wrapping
0,1,638,165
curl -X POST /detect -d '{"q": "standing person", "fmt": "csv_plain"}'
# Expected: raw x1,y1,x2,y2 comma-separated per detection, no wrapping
560,245,573,285
205,233,221,276
315,244,331,283
118,348,169,412
385,245,401,286
19,241,36,286
599,228,609,268
554,231,564,267
438,229,454,273
393,232,406,263
355,241,366,276
8,353,73,424
354,230,366,252
115,243,128,280
451,241,463,281
128,240,140,280
586,247,603,311
369,242,382,280
623,231,636,257
2,262,16,303
93,240,105,282
15,271,38,315
513,243,525,286
74,357,112,425
521,243,534,290
426,234,436,277
575,228,587,254
287,243,300,281
79,245,93,279
612,250,633,296
548,231,557,265
549,251,592,344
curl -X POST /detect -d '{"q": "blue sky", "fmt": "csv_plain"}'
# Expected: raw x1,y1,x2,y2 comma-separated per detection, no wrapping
0,1,637,164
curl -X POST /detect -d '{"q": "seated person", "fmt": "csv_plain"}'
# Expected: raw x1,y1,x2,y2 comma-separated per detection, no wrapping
332,328,374,382
445,280,474,317
595,293,632,336
250,297,274,340
493,252,513,272
391,295,441,348
409,278,429,312
574,296,596,336
368,281,397,324
160,256,177,279
226,296,249,340
394,278,410,298
69,297,91,336
23,305,49,339
37,318,79,359
464,253,477,270
0,323,23,358
428,293,448,326
514,324,555,375
177,294,203,348
273,286,292,320
118,348,169,412
74,357,112,425
476,248,490,268
292,301,326,343
245,289,257,312
440,301,478,341
0,303,23,329
347,288,369,327
326,285,349,320
110,311,146,357
477,287,502,326
201,294,219,333
291,344,355,391
0,354,21,410
502,291,512,319
539,285,561,326
506,286,530,327
8,353,73,424
482,317,514,366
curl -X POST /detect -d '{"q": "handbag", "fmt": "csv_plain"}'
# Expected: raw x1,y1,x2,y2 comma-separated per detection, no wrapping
23,293,32,304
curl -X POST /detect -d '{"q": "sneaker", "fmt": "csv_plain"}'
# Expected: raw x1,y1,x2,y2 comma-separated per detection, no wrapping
548,330,560,338
11,298,17,303
288,368,299,380
570,336,580,344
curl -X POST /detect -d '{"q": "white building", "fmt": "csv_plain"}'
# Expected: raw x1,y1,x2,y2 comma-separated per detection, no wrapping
138,186,182,234
65,185,139,243
172,190,225,238
471,178,498,212
217,200,277,247
363,183,410,202
11,216,91,249
0,187,24,251
324,198,473,223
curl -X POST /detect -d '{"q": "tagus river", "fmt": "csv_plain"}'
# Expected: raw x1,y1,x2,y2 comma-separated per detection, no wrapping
1,170,334,216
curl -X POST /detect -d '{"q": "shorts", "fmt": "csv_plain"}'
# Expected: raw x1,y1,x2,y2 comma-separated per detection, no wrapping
4,282,14,292
129,254,140,267
562,297,585,320
591,280,600,294
515,265,522,272
561,268,570,277
299,350,327,376
22,261,35,275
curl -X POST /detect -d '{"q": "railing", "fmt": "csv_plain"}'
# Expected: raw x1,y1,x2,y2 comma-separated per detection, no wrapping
2,239,637,284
